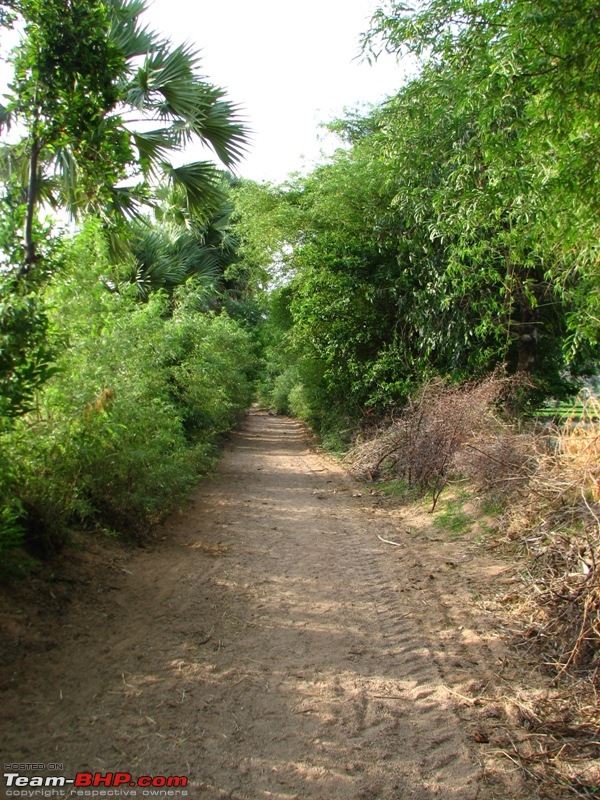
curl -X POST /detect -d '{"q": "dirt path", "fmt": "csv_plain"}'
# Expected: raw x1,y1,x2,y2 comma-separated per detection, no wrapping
2,411,525,799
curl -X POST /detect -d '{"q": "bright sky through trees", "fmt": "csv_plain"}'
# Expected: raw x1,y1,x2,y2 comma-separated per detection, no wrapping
144,0,408,183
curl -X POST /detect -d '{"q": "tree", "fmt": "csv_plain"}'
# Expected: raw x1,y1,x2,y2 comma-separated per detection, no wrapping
1,0,247,278
125,180,236,301
364,0,600,361
0,0,248,424
231,0,599,434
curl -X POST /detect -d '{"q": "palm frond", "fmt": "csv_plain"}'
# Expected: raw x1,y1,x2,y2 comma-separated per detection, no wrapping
191,96,249,167
104,184,149,223
35,173,62,210
132,128,178,176
1,144,67,210
0,143,28,186
161,160,225,214
52,145,79,200
0,104,13,134
129,225,186,297
103,225,135,262
152,183,193,228
106,0,162,60
124,218,227,299
207,197,235,235
126,43,200,119
177,234,222,281
167,120,196,150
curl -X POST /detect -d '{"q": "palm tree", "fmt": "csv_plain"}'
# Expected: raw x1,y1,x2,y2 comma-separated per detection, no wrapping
125,178,241,302
0,0,248,278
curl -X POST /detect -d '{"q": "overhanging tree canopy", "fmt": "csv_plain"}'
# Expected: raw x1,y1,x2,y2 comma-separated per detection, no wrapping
0,0,248,277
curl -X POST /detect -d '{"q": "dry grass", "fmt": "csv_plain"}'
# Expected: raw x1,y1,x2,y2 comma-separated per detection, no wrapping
345,373,519,509
481,404,600,798
503,400,600,681
490,687,600,799
481,402,600,797
346,382,600,797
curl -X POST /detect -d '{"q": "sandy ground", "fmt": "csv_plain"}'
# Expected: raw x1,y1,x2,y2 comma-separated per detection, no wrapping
0,410,527,799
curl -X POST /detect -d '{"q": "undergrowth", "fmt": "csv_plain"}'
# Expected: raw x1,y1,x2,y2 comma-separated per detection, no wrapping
344,376,600,797
0,225,257,569
345,373,522,509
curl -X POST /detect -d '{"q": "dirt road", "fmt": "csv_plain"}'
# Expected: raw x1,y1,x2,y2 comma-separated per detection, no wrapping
2,411,524,799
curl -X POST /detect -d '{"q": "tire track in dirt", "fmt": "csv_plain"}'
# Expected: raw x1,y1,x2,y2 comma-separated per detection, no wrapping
1,410,523,799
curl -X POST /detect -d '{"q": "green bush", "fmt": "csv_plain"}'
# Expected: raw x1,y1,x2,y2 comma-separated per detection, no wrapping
288,382,311,421
0,222,257,560
0,446,25,568
0,274,57,424
268,366,301,415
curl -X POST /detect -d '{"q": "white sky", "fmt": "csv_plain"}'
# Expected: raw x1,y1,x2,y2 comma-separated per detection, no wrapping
144,0,409,183
0,1,411,185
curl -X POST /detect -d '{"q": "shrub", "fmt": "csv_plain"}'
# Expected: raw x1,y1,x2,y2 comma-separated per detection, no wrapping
345,374,516,508
0,223,257,559
267,366,300,415
0,274,57,424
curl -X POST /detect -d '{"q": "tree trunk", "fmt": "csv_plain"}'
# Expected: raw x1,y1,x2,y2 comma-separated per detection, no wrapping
516,329,538,373
20,136,40,280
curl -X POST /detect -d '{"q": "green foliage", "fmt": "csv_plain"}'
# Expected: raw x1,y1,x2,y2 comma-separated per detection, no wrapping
0,222,257,559
365,0,600,356
124,179,250,304
374,480,410,499
0,443,24,567
267,366,300,416
2,0,248,277
432,495,474,536
234,0,600,441
12,0,124,145
0,273,56,423
0,3,259,566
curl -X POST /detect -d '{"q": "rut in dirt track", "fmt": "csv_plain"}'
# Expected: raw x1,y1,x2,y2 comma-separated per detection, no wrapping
3,411,517,799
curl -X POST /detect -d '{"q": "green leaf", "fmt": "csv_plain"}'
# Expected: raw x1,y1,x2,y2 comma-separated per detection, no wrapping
162,161,225,213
